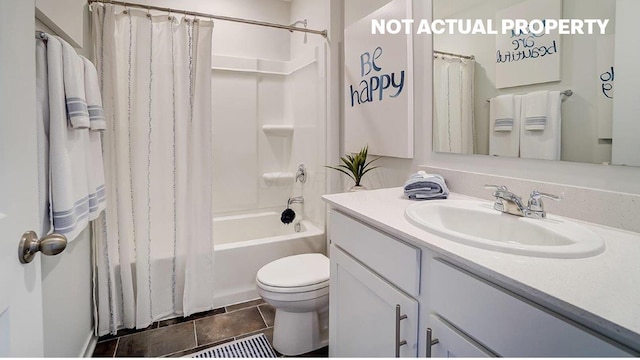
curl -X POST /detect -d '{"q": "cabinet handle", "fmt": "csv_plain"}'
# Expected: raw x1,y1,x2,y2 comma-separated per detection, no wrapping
426,328,440,358
395,304,408,357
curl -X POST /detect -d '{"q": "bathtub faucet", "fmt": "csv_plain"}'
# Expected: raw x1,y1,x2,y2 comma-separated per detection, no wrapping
287,196,304,207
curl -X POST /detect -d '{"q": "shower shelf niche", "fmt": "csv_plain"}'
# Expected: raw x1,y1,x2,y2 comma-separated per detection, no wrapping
262,172,294,183
262,125,294,137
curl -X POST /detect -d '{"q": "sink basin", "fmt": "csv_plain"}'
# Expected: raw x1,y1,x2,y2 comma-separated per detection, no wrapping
405,200,605,258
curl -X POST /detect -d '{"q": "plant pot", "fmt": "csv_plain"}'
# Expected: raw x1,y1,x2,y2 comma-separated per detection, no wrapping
349,185,368,192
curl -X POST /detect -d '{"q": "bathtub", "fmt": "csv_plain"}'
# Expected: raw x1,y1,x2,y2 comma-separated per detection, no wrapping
212,211,325,308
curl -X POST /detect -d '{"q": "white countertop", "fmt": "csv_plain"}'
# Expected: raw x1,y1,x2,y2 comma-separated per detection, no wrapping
323,187,640,352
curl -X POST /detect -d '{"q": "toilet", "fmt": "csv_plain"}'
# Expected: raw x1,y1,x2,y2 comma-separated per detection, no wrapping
256,253,330,356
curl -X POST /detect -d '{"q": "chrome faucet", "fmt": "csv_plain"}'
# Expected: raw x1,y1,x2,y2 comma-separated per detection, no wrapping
485,185,527,216
525,190,562,219
485,185,562,219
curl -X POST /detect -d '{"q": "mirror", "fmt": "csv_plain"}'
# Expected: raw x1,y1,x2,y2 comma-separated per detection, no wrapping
432,0,640,166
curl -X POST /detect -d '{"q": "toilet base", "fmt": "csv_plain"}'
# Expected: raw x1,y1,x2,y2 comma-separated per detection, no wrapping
272,307,329,356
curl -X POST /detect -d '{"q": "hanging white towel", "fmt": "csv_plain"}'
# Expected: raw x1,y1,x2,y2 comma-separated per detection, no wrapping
57,36,90,129
524,91,549,131
81,56,106,131
46,35,92,242
81,57,107,220
520,91,562,160
489,95,521,157
491,94,515,131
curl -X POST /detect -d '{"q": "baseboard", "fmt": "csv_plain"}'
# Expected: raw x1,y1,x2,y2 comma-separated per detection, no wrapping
81,331,98,358
213,289,259,309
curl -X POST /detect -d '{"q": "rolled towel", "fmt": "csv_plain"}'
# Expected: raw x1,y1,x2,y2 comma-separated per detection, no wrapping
403,171,449,200
57,36,90,129
524,90,549,131
491,94,515,132
81,56,106,131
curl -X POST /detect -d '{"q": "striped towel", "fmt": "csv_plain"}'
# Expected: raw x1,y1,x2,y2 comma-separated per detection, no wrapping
524,91,549,131
491,94,515,132
81,56,106,131
403,171,449,200
57,36,90,129
44,35,92,242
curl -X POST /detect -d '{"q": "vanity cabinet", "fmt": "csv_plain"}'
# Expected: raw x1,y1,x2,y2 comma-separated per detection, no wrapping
428,259,631,357
328,210,636,357
329,212,421,357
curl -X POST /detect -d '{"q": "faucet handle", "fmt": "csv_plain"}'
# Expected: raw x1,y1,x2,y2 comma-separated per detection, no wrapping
529,190,562,202
484,184,508,191
527,190,562,218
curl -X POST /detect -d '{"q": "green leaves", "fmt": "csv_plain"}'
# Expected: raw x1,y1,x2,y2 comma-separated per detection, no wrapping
326,145,380,186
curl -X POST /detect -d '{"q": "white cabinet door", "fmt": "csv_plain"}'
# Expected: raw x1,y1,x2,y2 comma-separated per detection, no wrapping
329,245,418,357
427,315,494,358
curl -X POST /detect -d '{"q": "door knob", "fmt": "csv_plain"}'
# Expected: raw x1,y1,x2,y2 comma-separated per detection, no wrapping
18,231,67,264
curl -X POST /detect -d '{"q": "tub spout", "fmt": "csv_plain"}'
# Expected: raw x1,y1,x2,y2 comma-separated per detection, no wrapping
287,196,304,207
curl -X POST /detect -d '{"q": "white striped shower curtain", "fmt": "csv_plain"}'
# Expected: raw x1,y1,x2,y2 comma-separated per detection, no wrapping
91,3,215,335
433,56,475,154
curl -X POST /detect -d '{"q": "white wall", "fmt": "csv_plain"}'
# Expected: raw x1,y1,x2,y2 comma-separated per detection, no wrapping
611,0,640,166
41,229,94,357
36,0,87,48
341,0,431,190
433,0,615,164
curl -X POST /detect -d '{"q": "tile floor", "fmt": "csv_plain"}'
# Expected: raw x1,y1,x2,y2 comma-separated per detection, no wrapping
92,298,328,357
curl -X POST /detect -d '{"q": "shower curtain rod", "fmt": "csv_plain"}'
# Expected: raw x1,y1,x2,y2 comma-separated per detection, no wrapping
434,50,475,60
87,0,328,38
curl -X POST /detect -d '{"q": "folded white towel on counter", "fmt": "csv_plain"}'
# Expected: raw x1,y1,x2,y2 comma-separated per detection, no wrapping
491,94,515,132
489,95,521,157
81,56,106,131
45,35,92,241
524,91,549,131
403,171,449,200
57,36,90,129
520,91,562,160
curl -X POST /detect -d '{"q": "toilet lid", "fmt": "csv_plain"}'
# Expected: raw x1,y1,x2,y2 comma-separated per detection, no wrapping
257,253,329,289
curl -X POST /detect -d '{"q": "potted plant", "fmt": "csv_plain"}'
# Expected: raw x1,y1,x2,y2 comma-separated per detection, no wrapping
326,145,380,191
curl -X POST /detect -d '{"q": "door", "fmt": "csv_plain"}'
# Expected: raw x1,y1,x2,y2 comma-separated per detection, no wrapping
329,245,418,357
426,315,494,358
0,0,46,357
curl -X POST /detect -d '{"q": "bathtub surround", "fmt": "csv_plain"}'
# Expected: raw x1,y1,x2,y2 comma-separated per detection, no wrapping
91,4,215,335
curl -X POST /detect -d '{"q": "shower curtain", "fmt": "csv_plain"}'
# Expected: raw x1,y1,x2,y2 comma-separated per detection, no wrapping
91,4,215,335
433,56,475,154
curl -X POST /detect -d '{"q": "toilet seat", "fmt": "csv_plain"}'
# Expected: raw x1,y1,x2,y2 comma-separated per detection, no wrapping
256,253,329,294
